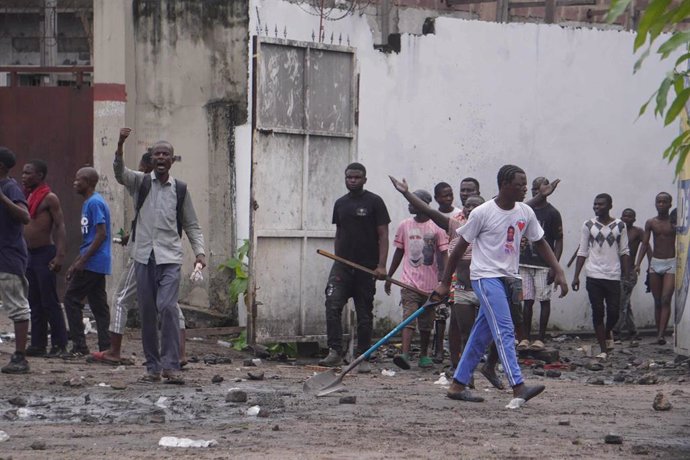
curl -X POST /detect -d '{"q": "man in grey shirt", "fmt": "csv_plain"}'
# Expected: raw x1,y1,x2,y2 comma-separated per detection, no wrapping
114,128,205,384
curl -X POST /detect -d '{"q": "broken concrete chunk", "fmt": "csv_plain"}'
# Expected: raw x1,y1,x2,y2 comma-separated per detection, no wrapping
637,373,658,385
226,389,248,403
339,396,357,404
604,434,623,444
584,362,604,371
247,371,264,381
652,392,672,411
8,396,27,407
111,381,128,390
30,440,47,450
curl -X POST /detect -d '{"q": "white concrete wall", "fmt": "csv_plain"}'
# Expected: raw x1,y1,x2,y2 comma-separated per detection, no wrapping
246,1,677,331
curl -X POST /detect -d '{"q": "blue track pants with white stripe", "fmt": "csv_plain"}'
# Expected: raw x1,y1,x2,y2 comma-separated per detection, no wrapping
453,277,523,388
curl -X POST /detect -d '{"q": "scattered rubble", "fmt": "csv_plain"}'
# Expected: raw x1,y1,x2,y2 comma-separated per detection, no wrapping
652,392,672,411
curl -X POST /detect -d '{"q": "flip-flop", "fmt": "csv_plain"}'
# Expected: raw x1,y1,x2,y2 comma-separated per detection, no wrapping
514,384,545,402
138,373,161,384
528,340,546,352
446,389,485,402
393,355,411,370
86,351,122,366
163,374,185,385
480,366,506,390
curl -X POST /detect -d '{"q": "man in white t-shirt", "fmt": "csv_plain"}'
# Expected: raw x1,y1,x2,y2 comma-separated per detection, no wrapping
572,193,630,359
434,165,568,404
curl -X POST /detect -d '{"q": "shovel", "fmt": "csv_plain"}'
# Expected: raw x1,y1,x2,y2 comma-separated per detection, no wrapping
303,294,448,397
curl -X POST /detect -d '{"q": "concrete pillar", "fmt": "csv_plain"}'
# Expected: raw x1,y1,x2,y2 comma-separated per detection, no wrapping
41,0,57,85
93,0,130,297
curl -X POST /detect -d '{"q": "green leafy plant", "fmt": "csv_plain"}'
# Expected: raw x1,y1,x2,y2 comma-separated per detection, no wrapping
267,342,298,358
218,239,250,304
607,0,690,174
231,330,248,351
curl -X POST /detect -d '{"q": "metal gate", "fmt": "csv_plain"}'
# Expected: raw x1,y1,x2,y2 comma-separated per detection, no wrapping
0,66,93,296
248,37,358,343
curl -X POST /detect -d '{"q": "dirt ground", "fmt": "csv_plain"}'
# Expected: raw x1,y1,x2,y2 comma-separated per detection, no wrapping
0,313,689,460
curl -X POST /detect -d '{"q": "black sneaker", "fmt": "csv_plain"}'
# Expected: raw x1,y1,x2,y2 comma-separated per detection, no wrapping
25,345,46,357
46,346,69,359
318,349,342,367
1,352,30,374
64,346,90,359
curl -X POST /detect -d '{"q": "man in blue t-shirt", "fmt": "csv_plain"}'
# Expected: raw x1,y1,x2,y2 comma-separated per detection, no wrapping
0,147,32,374
64,167,112,355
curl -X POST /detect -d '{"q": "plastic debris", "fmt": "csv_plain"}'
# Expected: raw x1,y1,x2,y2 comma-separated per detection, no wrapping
434,373,450,386
97,383,110,387
158,436,217,448
0,332,16,341
155,397,169,409
505,398,525,410
17,408,33,418
245,405,260,416
191,337,204,341
217,340,231,348
381,369,396,377
0,431,9,442
190,262,204,283
252,358,262,366
83,318,95,335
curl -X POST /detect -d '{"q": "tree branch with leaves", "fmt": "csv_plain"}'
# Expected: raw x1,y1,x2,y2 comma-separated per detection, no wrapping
608,0,690,174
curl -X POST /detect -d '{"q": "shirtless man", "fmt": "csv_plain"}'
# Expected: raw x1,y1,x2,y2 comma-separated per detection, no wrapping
635,192,675,345
613,208,644,341
21,160,69,358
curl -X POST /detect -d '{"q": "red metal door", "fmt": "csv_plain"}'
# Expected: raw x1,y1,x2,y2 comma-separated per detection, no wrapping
0,67,93,296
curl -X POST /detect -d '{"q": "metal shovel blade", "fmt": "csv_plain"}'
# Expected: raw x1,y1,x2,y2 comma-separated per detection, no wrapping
303,369,339,394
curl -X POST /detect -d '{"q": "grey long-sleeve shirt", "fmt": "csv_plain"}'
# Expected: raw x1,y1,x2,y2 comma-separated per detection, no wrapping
114,155,205,265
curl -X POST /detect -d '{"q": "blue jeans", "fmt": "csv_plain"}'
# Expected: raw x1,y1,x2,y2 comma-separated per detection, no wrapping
453,278,523,388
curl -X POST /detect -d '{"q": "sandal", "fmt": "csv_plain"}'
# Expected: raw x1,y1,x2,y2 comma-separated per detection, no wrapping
528,340,545,352
162,370,185,385
516,340,530,351
393,354,411,370
514,384,545,402
138,373,161,384
418,356,434,369
480,365,506,390
86,351,122,366
447,388,485,402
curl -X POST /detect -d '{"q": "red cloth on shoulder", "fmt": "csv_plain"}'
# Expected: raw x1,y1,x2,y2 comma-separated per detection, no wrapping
26,183,51,219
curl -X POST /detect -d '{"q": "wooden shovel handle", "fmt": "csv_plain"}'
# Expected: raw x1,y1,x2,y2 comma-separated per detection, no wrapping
316,249,430,297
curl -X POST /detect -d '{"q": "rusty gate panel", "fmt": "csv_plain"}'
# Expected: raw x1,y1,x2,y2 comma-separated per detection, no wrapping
0,71,93,296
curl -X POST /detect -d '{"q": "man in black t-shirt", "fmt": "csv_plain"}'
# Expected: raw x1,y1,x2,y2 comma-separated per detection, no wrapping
518,177,563,352
320,163,390,368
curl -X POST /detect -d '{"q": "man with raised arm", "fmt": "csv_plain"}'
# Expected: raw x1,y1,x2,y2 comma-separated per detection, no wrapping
114,129,205,384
